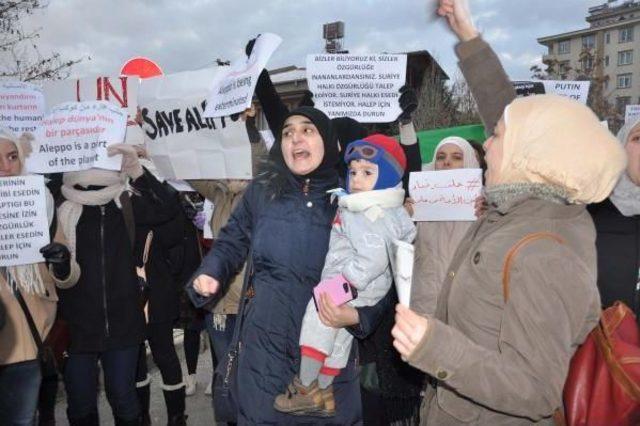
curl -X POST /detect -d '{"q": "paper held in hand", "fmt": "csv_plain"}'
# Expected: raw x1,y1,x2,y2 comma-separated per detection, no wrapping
204,33,282,118
306,53,407,123
391,239,414,307
409,169,483,222
0,175,50,267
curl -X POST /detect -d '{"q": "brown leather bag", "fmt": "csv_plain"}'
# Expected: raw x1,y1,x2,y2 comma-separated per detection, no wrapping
503,232,640,426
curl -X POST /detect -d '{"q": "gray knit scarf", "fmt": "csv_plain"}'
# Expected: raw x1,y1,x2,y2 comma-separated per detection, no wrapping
484,183,570,209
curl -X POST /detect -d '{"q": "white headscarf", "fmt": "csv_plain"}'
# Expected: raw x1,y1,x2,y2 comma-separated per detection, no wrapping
423,136,480,171
610,118,640,216
0,127,53,295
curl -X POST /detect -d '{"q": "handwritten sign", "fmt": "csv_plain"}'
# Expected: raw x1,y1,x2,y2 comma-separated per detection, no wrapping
512,80,590,105
306,54,407,123
204,33,282,118
139,67,252,179
0,81,45,134
409,169,483,222
0,175,50,267
25,101,127,173
44,76,142,144
626,105,640,125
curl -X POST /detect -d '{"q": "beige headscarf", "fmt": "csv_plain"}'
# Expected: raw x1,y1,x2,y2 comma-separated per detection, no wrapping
498,95,626,204
0,127,53,295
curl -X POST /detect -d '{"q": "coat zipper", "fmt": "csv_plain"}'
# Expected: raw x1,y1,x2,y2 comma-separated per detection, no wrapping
302,178,310,196
100,206,110,336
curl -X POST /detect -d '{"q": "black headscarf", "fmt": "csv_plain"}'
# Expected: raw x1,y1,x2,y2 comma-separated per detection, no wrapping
269,106,340,180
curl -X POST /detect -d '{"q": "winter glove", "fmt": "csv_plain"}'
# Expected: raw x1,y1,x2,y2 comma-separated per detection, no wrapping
398,85,418,123
298,90,315,108
245,35,261,58
107,143,144,180
39,242,71,280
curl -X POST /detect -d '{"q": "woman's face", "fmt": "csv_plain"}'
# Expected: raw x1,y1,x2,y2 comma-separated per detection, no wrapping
0,139,21,177
434,143,464,170
626,124,640,185
483,117,505,186
281,115,325,176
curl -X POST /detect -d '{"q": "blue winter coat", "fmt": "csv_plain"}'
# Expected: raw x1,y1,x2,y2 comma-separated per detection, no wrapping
188,170,386,425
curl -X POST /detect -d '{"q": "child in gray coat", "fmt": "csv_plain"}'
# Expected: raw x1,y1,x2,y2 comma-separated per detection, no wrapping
275,134,417,417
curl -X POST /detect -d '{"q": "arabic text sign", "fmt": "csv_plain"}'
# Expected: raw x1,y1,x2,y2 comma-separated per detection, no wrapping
204,33,282,118
307,54,407,123
0,175,50,267
25,101,126,173
409,169,483,222
0,81,45,134
140,67,252,180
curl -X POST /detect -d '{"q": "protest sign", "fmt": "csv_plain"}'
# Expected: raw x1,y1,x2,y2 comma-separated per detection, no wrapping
409,169,483,222
44,76,142,144
139,67,252,180
512,80,590,104
307,54,407,122
25,101,127,173
0,175,50,267
0,81,45,134
204,33,282,118
626,105,640,125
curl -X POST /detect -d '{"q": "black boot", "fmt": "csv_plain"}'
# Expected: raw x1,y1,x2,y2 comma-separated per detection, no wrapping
162,386,186,425
167,414,187,426
68,411,99,426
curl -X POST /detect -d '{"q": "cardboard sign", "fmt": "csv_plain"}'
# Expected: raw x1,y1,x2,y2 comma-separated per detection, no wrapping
626,105,640,125
0,175,50,267
139,67,252,180
512,80,590,104
204,33,282,118
25,101,127,173
0,81,45,134
44,76,142,144
409,169,483,222
307,54,407,122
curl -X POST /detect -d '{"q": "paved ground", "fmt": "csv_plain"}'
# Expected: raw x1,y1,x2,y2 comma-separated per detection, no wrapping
54,330,218,425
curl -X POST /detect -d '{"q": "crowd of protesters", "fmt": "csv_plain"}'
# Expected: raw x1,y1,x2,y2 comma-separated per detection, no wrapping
1,0,639,425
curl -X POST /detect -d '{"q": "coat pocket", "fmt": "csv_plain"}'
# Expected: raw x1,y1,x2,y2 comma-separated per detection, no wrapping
436,385,480,423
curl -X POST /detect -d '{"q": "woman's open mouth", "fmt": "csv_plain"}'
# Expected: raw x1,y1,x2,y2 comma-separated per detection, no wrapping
292,149,310,160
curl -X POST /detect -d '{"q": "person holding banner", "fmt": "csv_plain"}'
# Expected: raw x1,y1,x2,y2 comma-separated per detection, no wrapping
410,136,481,317
190,106,391,424
391,1,627,425
0,128,80,425
55,144,180,426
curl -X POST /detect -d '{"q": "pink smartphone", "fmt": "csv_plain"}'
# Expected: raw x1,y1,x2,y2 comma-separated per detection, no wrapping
313,274,358,309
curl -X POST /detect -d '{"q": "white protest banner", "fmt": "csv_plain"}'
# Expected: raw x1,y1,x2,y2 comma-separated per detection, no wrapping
204,33,282,118
0,175,50,267
626,105,640,125
25,101,127,173
139,67,252,180
306,54,407,123
409,169,483,222
0,81,45,134
259,129,275,150
512,80,590,104
44,76,142,144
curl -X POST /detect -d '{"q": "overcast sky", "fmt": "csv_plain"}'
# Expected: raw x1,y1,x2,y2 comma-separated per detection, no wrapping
25,0,603,82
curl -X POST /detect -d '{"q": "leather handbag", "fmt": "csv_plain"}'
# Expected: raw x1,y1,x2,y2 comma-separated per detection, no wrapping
503,233,640,426
212,251,253,423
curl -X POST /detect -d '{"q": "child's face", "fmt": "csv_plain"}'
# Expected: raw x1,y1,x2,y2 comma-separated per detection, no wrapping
348,159,378,193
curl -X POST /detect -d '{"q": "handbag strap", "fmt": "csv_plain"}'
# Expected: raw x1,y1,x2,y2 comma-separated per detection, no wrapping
502,232,564,302
12,287,45,355
227,249,254,351
142,231,153,266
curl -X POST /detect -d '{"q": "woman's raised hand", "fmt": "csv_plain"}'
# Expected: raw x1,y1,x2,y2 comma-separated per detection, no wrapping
193,274,220,297
437,0,479,42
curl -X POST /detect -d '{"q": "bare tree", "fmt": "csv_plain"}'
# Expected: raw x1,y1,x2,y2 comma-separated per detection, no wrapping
1,0,82,81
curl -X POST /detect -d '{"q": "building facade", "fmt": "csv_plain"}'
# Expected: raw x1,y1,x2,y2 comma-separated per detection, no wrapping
538,0,640,113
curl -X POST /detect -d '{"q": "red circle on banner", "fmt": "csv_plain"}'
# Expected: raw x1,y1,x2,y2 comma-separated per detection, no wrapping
120,57,164,79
